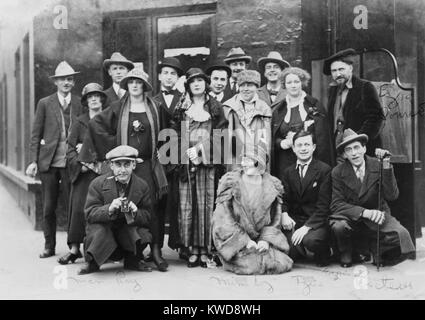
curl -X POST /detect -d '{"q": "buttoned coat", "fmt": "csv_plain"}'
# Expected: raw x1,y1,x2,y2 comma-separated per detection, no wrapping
281,159,332,230
29,93,83,172
330,156,415,254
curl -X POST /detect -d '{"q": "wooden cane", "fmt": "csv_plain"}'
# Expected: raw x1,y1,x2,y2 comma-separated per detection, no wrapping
377,157,383,271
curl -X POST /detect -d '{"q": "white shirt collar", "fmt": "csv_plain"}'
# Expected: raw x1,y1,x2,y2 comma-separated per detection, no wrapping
296,157,313,169
210,91,224,101
352,160,366,174
113,82,125,95
57,92,71,106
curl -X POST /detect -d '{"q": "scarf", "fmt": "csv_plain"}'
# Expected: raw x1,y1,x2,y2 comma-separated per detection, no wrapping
117,94,168,200
284,90,308,123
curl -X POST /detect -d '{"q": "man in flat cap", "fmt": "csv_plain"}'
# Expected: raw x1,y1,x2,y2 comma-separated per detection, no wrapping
223,47,252,99
206,63,232,103
103,52,134,107
79,145,153,274
329,129,415,268
323,48,385,165
26,61,83,259
257,51,290,108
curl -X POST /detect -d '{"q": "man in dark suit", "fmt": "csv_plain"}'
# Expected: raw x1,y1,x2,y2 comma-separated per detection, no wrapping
79,145,152,274
26,61,83,258
151,57,184,260
280,130,332,266
102,52,134,107
222,47,252,101
330,129,415,267
206,64,232,103
257,51,290,108
323,48,385,164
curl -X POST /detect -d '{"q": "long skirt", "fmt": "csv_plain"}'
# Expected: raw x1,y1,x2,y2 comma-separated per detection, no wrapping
179,166,215,249
67,170,98,245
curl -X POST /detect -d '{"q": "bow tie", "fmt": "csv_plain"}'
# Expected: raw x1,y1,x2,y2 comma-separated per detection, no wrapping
269,90,279,96
162,90,176,95
116,181,128,193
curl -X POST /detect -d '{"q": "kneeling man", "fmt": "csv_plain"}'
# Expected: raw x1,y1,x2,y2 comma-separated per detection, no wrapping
79,145,153,274
330,129,415,267
281,130,332,266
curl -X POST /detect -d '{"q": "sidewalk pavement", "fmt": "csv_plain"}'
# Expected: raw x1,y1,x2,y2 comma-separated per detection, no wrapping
0,180,424,300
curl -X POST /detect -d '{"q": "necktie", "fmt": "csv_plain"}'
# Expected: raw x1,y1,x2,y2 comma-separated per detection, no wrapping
298,164,307,179
269,89,279,96
117,182,128,196
356,167,364,183
62,98,69,110
118,89,125,99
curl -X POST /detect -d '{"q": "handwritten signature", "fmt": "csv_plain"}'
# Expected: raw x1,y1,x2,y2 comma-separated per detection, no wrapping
209,275,274,293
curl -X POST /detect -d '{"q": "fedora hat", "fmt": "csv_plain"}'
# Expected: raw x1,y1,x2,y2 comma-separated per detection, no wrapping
49,61,80,78
336,128,368,152
205,63,232,78
323,48,357,76
257,51,290,72
106,145,143,163
119,66,153,92
81,83,106,105
223,47,252,65
157,57,184,77
103,52,134,71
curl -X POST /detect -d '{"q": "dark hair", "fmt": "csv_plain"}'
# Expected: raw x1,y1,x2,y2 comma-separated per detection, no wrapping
334,57,354,67
82,92,106,108
185,76,210,97
292,129,316,145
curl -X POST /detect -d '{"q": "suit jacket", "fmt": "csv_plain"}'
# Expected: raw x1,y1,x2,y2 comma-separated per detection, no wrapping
271,94,333,180
257,85,286,109
281,159,332,230
153,91,182,131
222,81,237,102
29,92,83,172
327,75,385,158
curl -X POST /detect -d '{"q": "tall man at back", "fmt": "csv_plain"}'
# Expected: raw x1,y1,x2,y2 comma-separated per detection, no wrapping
26,61,83,258
223,47,252,99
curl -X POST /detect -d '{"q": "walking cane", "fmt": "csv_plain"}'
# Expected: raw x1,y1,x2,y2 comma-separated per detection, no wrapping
376,156,383,271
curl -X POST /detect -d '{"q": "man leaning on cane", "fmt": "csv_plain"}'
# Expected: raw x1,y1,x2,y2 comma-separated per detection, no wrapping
329,129,415,268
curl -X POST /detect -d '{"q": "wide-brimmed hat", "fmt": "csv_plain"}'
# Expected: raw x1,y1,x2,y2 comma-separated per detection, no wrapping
323,48,357,76
257,51,290,72
205,64,232,78
185,67,210,84
336,128,368,152
103,52,134,71
223,47,252,65
237,70,261,87
106,145,143,163
49,61,80,79
81,83,107,105
157,57,184,77
119,66,153,92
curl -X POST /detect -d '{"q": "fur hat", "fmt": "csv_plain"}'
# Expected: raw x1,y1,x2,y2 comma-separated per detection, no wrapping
237,70,261,87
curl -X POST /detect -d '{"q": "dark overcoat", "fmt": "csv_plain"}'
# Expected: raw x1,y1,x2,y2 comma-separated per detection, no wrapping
84,173,152,266
257,85,286,109
330,156,415,255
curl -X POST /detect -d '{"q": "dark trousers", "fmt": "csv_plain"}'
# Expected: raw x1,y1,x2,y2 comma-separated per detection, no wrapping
330,219,400,259
285,226,330,262
39,167,70,250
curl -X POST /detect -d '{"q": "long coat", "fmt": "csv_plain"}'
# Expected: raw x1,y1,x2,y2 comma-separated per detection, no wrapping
330,156,415,255
212,170,293,275
327,75,385,160
271,94,332,181
66,113,100,244
257,85,286,109
29,93,82,172
281,159,332,230
84,173,152,266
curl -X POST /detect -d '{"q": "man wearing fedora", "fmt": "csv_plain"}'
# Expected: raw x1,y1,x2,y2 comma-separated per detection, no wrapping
323,48,385,165
223,47,252,99
257,51,290,108
103,52,134,107
330,129,415,267
26,61,83,258
152,57,184,258
206,64,232,103
79,145,153,274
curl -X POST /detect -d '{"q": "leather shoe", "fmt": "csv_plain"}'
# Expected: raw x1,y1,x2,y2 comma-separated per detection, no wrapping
78,260,99,275
153,256,168,272
187,255,199,268
124,259,152,272
339,251,352,268
58,251,82,265
39,249,55,259
199,255,209,268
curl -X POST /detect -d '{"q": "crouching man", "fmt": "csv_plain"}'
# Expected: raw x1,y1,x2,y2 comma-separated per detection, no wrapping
330,129,415,268
79,145,153,274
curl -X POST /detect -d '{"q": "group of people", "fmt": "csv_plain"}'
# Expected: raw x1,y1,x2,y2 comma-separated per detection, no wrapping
26,46,416,276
